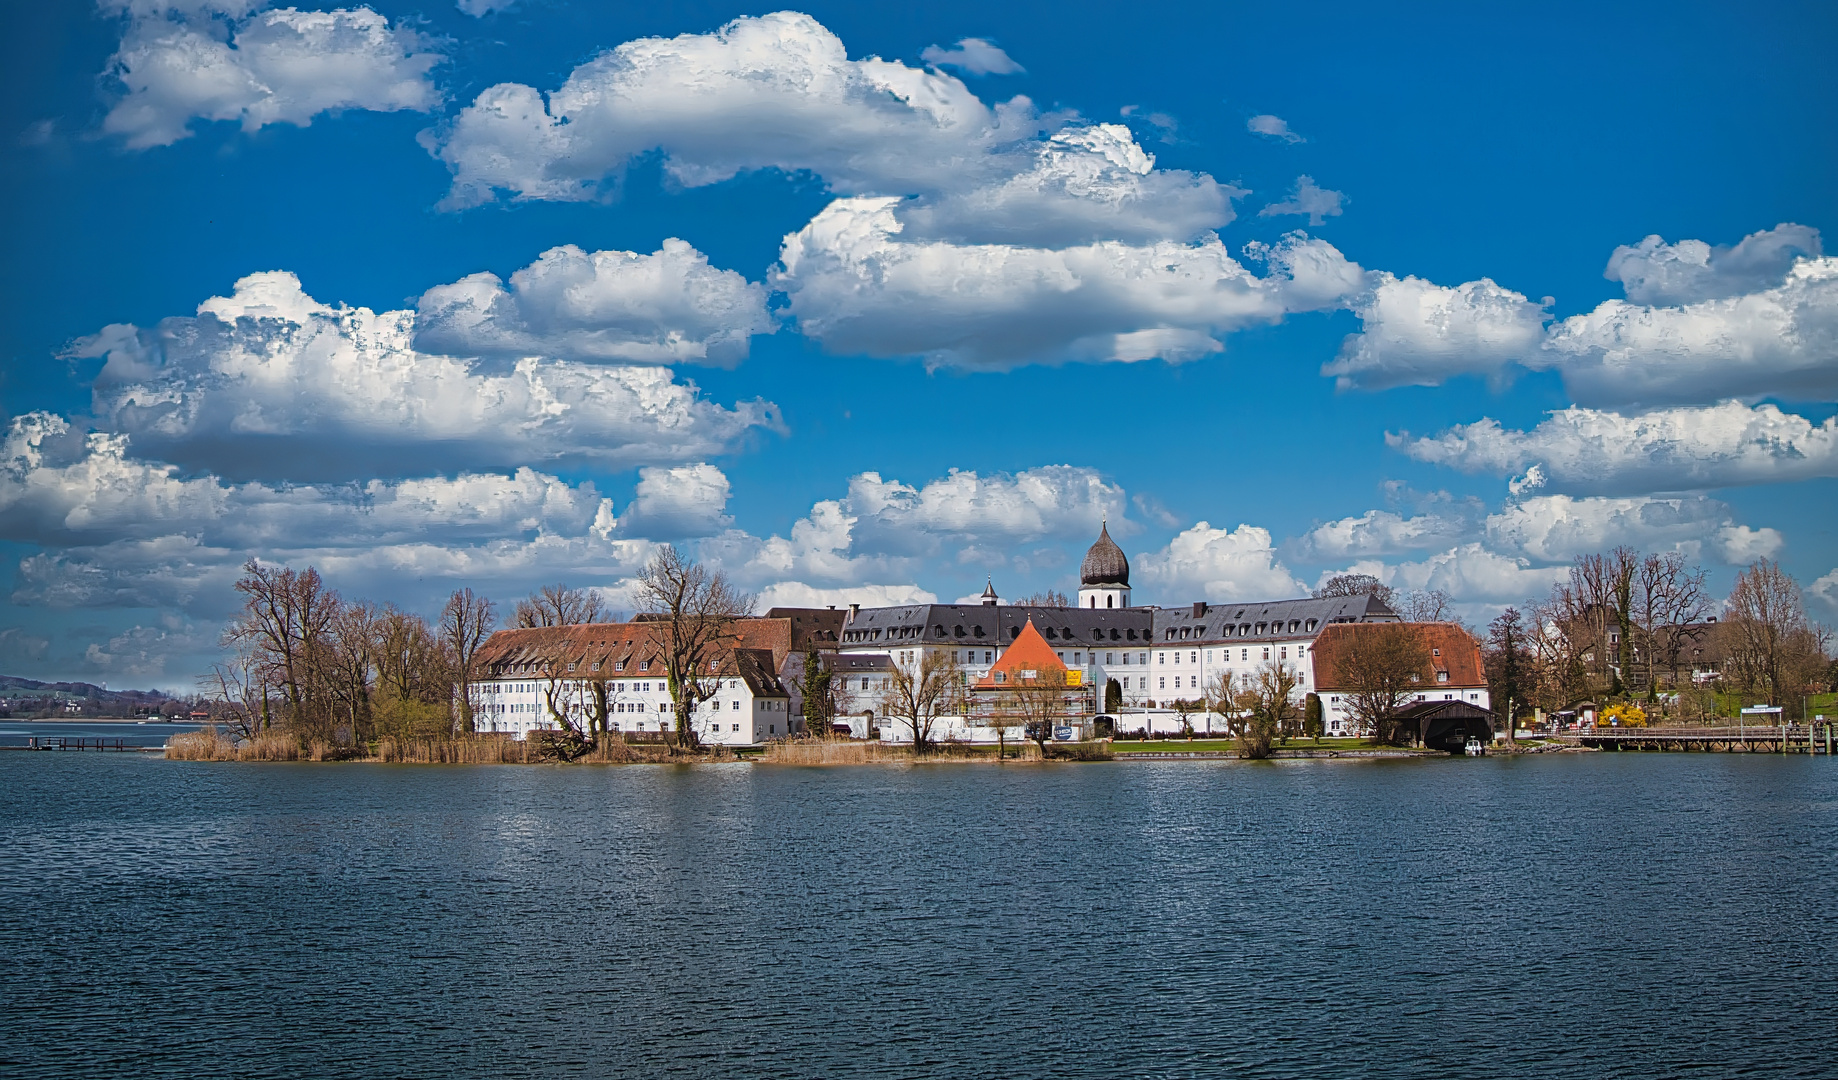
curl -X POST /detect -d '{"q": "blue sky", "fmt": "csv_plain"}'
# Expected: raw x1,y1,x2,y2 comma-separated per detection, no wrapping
2,0,1834,687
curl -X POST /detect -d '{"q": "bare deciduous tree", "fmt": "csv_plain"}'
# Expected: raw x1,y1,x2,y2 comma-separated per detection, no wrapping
1233,661,1299,759
1332,623,1431,744
441,588,496,734
634,546,754,751
227,561,341,741
1396,589,1453,623
879,649,964,753
513,583,603,628
1631,552,1710,696
1314,573,1397,609
1722,559,1821,711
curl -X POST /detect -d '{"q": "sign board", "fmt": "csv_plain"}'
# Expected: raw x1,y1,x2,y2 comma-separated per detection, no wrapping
1065,670,1082,687
1053,726,1074,741
1740,706,1783,715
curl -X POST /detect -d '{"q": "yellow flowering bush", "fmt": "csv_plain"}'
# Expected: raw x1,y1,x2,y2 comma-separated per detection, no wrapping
1602,703,1647,727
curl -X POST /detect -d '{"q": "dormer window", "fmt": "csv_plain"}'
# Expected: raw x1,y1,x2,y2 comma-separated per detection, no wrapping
639,660,650,672
1432,648,1441,656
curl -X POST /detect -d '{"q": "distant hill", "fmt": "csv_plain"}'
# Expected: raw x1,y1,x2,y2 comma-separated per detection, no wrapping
0,675,177,708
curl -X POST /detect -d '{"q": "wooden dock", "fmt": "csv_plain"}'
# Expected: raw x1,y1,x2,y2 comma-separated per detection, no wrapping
1561,725,1834,754
7,737,161,752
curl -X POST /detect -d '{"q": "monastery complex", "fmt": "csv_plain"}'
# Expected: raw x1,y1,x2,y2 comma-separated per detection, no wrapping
471,524,1492,745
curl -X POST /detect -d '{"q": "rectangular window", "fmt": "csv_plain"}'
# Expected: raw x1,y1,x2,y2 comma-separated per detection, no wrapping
1189,651,1197,664
1297,646,1306,658
1206,650,1212,662
1262,648,1270,660
1159,677,1166,689
1158,652,1165,664
1241,649,1248,661
731,700,739,710
1139,652,1147,665
732,724,741,732
1280,647,1287,659
1106,652,1114,665
985,652,993,664
861,678,870,690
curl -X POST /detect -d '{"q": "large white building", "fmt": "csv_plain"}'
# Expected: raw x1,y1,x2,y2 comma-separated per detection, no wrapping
471,623,794,745
832,525,1429,738
465,525,1488,745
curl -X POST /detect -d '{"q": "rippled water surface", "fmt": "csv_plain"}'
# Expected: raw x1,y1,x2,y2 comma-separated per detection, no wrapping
3,753,1833,1078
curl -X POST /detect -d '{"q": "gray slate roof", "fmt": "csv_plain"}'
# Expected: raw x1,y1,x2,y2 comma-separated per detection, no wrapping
1151,594,1400,645
840,604,1154,649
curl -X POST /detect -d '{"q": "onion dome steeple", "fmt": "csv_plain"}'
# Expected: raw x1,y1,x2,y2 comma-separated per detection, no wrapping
1080,519,1129,587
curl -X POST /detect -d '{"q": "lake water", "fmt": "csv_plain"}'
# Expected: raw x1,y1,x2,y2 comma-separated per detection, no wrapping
0,720,202,750
2,752,1833,1078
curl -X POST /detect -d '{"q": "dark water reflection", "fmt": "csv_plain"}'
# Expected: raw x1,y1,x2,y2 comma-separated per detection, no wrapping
2,753,1833,1078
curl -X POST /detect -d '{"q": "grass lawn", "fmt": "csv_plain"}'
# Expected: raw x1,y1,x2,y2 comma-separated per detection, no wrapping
1110,736,1378,753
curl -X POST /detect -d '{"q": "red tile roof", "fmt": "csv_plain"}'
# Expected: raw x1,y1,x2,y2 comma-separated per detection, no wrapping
1310,622,1486,691
477,616,795,677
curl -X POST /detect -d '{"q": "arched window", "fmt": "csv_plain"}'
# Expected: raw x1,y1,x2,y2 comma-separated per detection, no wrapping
1106,596,1113,608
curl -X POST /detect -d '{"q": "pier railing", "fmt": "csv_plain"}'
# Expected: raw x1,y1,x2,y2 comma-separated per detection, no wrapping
1560,724,1833,753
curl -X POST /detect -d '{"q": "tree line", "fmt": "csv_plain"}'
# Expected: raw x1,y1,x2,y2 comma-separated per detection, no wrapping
1485,553,1831,724
203,547,752,757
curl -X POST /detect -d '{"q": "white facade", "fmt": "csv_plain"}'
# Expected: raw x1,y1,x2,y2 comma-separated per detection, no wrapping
1319,687,1492,736
1078,582,1130,610
472,675,791,745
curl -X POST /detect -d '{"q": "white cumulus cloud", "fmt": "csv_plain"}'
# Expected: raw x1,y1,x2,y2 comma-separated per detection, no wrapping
1390,401,1838,496
611,464,733,539
1324,273,1549,391
1246,114,1303,143
756,582,938,610
1259,175,1345,226
1335,545,1569,606
1545,252,1838,407
1301,508,1471,558
72,271,782,482
1483,494,1781,564
102,3,443,149
1809,569,1838,615
427,11,1041,209
1133,522,1305,602
414,240,773,365
1332,225,1835,406
920,37,1023,76
1605,223,1821,306
775,199,1367,368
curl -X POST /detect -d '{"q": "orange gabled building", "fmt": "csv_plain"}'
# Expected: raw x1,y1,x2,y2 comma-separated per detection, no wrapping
975,617,1070,689
967,619,1093,735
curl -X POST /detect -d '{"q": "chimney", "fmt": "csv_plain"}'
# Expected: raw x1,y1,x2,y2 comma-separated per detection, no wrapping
1192,601,1207,618
848,603,860,620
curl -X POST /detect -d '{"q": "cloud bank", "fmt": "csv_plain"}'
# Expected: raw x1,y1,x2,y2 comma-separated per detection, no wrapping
103,2,443,148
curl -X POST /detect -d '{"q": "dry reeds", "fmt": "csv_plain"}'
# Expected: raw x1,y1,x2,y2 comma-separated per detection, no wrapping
164,726,241,760
164,727,303,761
